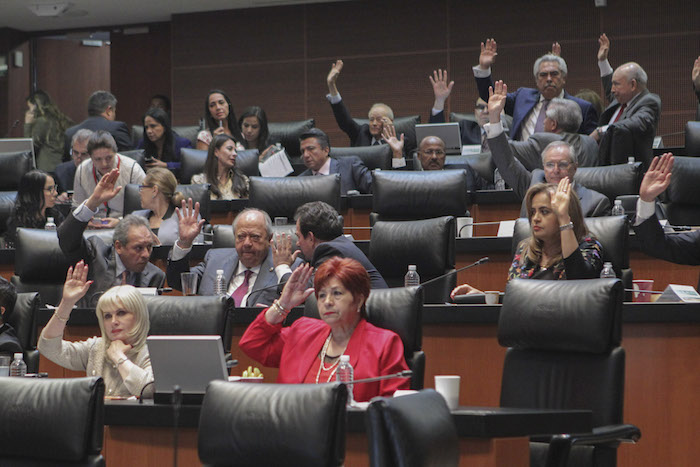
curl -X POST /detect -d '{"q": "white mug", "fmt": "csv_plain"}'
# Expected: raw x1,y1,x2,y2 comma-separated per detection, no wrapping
457,217,473,238
434,375,460,410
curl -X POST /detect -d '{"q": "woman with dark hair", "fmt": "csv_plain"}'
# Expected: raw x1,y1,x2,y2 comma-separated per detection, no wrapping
136,107,192,171
24,90,73,172
191,134,249,199
238,106,278,158
5,169,64,248
451,179,603,297
239,258,409,402
196,90,244,151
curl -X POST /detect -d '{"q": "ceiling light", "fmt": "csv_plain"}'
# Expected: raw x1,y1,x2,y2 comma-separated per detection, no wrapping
27,3,73,17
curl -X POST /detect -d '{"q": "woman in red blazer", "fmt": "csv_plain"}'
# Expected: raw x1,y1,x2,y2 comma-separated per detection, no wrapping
239,257,409,402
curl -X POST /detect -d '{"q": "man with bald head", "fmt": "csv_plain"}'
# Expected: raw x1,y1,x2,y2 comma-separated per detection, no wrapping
414,136,489,191
592,34,661,166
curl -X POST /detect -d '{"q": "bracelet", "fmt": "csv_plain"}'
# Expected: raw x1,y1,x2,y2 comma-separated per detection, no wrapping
54,312,69,322
116,357,128,366
272,300,289,318
559,222,574,231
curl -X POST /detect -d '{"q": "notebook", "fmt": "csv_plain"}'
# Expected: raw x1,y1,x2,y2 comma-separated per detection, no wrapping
147,335,228,404
414,123,462,155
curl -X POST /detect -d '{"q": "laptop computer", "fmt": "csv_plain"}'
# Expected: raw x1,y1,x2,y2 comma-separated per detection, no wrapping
147,335,228,404
414,123,462,155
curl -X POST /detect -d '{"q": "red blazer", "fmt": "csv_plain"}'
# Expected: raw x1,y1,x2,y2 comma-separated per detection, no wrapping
239,312,409,402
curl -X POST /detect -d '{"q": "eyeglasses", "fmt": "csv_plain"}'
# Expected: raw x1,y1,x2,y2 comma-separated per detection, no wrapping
475,104,487,111
422,149,445,156
138,185,154,192
44,185,57,193
71,149,89,159
544,161,571,170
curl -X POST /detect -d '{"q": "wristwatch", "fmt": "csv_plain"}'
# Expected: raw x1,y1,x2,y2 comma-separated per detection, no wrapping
559,222,574,231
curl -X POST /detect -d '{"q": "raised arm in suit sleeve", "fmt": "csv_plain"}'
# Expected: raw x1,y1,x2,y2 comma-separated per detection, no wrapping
632,214,700,265
58,211,92,265
579,101,600,134
487,127,533,200
330,99,362,146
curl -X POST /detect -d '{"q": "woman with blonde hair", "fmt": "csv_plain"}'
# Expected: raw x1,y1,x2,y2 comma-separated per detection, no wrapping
39,261,154,398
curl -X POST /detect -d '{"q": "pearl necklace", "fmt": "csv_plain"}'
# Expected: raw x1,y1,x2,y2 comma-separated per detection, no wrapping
315,333,345,384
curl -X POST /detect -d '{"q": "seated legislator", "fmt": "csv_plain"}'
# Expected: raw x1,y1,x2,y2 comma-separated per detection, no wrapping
64,90,132,156
297,128,373,194
238,106,280,160
192,134,250,200
167,206,279,306
55,129,92,195
137,107,192,171
451,180,603,297
486,80,610,217
239,259,409,402
273,201,388,289
39,261,154,398
133,167,202,246
473,39,598,141
0,278,22,358
195,89,245,151
59,169,165,307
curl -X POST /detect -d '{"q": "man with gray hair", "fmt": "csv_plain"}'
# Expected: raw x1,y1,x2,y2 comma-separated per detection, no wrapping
486,80,610,217
592,34,661,166
64,90,132,157
59,168,165,307
473,39,598,141
55,129,93,194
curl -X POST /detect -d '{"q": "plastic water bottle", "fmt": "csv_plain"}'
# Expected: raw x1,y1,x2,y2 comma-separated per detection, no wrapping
336,355,354,406
10,353,26,377
611,200,625,217
600,262,616,279
44,217,57,231
494,168,506,190
404,265,420,287
214,269,226,297
627,156,635,165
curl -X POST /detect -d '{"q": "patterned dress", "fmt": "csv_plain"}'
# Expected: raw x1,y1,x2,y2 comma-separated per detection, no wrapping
508,236,603,280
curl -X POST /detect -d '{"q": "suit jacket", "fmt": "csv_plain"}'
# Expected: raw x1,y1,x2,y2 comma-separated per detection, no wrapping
509,132,599,170
489,132,610,217
475,76,598,139
64,116,133,157
598,73,661,167
428,110,482,145
53,160,77,192
166,247,279,306
633,214,700,267
312,235,388,289
58,213,165,307
330,98,375,147
0,323,22,357
239,314,409,402
298,157,372,194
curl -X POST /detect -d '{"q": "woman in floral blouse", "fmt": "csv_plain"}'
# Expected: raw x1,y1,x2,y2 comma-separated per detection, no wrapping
451,179,603,298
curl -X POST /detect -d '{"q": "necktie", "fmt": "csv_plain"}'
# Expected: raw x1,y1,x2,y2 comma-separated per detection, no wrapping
481,132,489,152
613,103,627,123
534,99,551,133
121,271,127,285
232,270,252,307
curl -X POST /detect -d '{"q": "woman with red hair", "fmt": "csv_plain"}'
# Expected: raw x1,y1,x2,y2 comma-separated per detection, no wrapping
239,258,409,402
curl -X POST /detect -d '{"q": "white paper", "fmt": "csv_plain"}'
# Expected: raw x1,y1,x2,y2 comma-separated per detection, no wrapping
497,220,516,237
259,149,293,177
461,144,482,155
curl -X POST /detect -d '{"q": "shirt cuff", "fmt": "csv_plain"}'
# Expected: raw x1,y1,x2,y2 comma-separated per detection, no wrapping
483,121,504,139
392,158,407,168
599,59,613,77
326,93,342,104
472,65,491,78
634,198,656,226
72,201,99,222
431,108,442,116
171,241,192,261
275,264,292,282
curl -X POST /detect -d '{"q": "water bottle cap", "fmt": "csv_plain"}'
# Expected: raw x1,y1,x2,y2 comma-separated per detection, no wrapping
13,353,22,360
614,200,622,205
216,269,224,274
340,355,350,363
603,262,613,267
408,265,417,271
47,217,54,222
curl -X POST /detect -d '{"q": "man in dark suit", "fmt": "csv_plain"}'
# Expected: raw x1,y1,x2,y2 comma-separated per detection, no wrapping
592,34,661,167
473,39,598,141
297,128,373,194
167,206,280,307
487,81,610,218
0,278,22,358
273,201,388,289
58,169,165,307
64,90,132,158
54,129,92,194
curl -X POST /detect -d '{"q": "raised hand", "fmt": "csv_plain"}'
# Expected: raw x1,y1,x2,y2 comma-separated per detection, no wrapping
62,260,93,306
327,59,344,95
450,283,484,300
597,33,610,62
175,198,205,249
692,56,700,90
382,122,405,158
429,69,454,109
86,168,121,211
487,80,508,124
640,153,674,202
278,263,314,311
479,38,498,69
551,177,572,222
272,232,298,267
551,42,562,56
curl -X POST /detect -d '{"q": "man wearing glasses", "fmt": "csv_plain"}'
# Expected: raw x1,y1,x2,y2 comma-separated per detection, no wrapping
54,129,92,197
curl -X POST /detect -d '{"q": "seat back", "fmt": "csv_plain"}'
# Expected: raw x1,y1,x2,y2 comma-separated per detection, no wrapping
499,278,625,428
0,376,105,466
573,162,642,203
122,183,211,222
0,150,34,190
198,381,347,467
330,145,392,171
371,170,469,223
664,156,700,225
180,148,207,184
366,389,459,467
369,216,455,303
0,190,17,238
12,228,70,305
7,292,41,373
353,115,421,153
236,148,261,177
120,149,146,170
268,119,315,159
684,121,700,157
248,175,341,219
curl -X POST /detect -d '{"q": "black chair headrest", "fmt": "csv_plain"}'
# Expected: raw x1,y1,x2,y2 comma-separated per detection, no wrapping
248,175,341,219
236,148,260,177
0,190,17,236
180,148,207,184
15,228,70,280
498,278,623,353
330,145,392,171
574,162,642,202
268,119,315,159
365,286,423,355
145,295,229,339
120,149,146,169
684,121,700,157
7,292,40,350
0,151,34,190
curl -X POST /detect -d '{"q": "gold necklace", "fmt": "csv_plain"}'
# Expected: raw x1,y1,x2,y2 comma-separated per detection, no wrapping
315,333,345,384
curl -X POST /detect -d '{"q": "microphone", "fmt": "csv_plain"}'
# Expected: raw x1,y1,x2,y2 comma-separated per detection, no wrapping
335,370,413,386
172,385,182,467
418,257,490,288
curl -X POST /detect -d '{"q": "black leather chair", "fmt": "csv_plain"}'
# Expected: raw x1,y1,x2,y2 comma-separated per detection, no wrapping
330,145,392,171
573,162,642,205
685,121,700,157
366,389,459,467
198,381,347,467
498,279,640,467
369,216,456,303
370,170,469,224
268,118,315,160
663,156,700,225
352,115,420,154
180,148,207,184
248,174,342,220
7,292,41,373
237,148,261,177
0,376,105,466
0,190,17,239
122,182,212,222
0,150,34,190
120,148,146,169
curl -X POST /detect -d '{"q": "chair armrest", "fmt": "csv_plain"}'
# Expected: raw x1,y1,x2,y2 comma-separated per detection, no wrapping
545,424,641,467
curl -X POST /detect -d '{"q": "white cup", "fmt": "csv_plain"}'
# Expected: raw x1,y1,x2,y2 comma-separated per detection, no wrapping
456,217,473,238
434,375,460,410
485,291,500,305
0,355,10,377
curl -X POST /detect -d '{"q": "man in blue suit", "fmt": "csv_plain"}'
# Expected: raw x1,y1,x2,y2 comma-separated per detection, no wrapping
472,39,598,141
64,91,132,157
167,205,280,307
297,128,373,194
